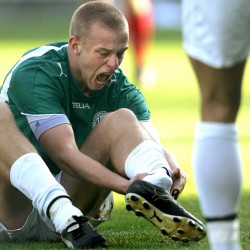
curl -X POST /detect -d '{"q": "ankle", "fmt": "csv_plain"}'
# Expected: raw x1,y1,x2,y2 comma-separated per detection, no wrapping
48,197,83,233
207,219,241,250
143,168,172,190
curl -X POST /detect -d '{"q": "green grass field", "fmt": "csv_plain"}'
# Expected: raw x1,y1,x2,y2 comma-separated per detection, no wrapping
0,29,250,249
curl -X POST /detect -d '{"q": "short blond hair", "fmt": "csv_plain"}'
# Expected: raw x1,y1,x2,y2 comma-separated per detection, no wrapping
69,1,128,42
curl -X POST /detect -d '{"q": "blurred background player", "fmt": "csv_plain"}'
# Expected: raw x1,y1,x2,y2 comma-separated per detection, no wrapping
181,0,250,249
122,0,156,86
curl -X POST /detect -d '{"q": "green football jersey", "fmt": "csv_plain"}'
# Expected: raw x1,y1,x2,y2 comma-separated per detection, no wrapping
0,42,150,174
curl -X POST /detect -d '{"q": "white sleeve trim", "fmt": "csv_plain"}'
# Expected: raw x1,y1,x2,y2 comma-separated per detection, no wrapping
25,114,70,140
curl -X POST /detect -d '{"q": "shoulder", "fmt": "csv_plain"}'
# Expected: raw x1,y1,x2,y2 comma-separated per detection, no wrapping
22,42,68,60
13,42,69,81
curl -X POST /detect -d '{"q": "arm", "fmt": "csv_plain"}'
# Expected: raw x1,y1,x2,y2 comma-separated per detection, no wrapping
139,121,187,199
38,123,141,194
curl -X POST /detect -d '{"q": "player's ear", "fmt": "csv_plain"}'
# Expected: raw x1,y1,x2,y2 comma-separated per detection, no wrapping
69,36,81,55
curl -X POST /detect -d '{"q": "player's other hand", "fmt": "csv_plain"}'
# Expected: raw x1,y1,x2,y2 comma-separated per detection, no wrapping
170,167,187,200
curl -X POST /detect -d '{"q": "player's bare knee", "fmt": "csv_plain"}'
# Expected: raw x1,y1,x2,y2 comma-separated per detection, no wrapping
111,108,137,125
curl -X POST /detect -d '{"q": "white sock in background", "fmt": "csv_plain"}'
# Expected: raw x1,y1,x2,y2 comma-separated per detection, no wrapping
193,122,242,249
207,220,242,250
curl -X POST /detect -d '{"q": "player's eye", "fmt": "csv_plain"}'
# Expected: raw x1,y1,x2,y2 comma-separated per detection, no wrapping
98,50,110,57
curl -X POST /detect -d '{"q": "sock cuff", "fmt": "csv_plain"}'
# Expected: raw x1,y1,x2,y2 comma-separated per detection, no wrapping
46,195,72,218
206,213,237,222
195,122,238,141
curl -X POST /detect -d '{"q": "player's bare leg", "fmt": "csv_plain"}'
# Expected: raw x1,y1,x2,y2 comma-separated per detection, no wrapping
60,108,147,217
189,58,244,249
0,101,106,248
61,108,206,242
0,101,34,229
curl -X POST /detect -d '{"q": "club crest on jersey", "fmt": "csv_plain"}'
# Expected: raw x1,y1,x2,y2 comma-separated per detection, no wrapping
92,111,108,128
72,102,91,109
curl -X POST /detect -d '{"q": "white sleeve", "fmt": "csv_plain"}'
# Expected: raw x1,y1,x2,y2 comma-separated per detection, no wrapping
24,113,70,140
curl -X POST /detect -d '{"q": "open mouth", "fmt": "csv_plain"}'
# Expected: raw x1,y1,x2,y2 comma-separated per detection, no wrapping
96,73,113,84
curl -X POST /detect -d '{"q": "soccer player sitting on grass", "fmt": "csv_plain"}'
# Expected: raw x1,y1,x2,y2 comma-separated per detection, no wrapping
0,1,206,248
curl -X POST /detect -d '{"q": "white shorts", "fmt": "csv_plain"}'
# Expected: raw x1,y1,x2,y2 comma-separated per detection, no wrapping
0,172,114,242
182,0,250,68
0,208,60,242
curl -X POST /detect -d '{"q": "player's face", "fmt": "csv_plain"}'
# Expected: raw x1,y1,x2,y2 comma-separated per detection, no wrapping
77,23,129,95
